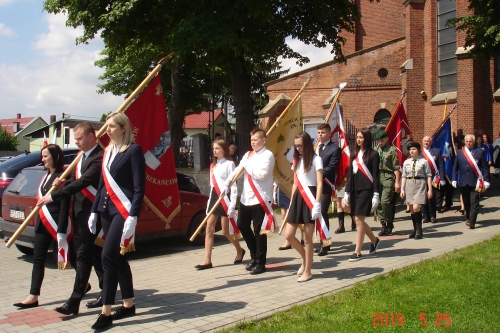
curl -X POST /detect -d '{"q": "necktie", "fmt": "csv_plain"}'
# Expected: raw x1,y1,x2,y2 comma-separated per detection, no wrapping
81,153,87,164
319,143,324,154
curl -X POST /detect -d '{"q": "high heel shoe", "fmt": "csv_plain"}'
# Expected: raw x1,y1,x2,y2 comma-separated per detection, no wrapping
234,249,246,264
13,301,39,309
459,210,465,215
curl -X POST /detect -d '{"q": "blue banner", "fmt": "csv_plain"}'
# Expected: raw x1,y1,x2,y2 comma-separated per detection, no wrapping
432,118,455,181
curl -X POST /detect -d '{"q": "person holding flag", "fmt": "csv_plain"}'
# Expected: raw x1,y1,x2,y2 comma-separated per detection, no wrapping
452,134,490,230
420,136,445,224
89,113,145,330
375,130,401,236
13,144,71,309
314,123,340,256
225,128,275,275
285,132,323,282
195,140,245,270
344,129,381,262
37,122,105,315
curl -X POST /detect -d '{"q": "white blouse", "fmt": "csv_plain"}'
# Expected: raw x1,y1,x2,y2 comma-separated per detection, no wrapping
292,155,323,186
209,158,238,209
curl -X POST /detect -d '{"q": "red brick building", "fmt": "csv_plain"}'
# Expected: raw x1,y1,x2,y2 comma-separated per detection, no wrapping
264,0,500,140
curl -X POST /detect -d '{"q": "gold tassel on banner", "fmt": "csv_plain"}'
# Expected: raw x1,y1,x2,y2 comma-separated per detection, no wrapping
94,237,105,248
58,261,72,270
120,243,136,255
322,238,333,247
230,233,243,240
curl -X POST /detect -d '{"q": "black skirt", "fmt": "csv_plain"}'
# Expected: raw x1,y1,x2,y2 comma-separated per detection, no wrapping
288,186,317,224
351,188,373,216
207,188,229,217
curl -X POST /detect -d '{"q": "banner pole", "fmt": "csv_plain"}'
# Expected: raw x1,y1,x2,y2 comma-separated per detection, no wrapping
189,77,312,242
384,90,406,131
6,53,174,249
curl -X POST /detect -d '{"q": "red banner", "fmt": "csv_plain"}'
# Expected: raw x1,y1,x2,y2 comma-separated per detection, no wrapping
328,103,350,188
385,100,412,166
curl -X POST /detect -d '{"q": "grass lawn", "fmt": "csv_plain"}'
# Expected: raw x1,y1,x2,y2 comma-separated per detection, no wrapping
220,235,500,332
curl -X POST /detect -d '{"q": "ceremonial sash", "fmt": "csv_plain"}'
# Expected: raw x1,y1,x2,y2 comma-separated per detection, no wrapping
246,173,276,235
294,161,332,246
210,164,241,239
102,148,135,253
37,174,73,269
462,148,484,192
422,149,440,188
323,178,336,196
74,154,97,202
354,151,373,183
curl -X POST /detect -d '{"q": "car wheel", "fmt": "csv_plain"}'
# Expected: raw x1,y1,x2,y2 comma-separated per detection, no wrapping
187,212,207,246
15,244,34,256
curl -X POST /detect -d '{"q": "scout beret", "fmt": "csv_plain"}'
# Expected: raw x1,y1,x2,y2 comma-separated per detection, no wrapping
407,142,421,150
376,130,388,140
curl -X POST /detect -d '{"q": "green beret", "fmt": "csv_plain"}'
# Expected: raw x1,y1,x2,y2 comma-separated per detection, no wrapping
376,130,388,140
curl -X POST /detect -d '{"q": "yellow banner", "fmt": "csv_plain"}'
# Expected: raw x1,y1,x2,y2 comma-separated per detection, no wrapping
267,97,303,198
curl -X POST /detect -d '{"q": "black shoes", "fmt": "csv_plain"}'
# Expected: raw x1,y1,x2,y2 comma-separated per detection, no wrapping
86,296,103,309
234,249,246,264
466,221,475,229
369,238,381,255
378,223,387,236
250,264,266,275
84,284,91,296
431,217,437,223
349,253,362,262
54,303,78,316
112,305,136,320
245,259,257,271
317,246,330,256
91,313,113,329
334,224,345,234
278,245,292,250
13,301,39,309
351,221,356,231
195,263,213,270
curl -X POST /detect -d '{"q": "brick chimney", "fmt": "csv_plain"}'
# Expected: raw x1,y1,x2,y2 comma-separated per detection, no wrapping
50,115,56,124
16,113,21,119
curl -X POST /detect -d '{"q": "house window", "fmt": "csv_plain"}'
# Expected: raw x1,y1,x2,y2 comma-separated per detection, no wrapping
437,0,457,93
374,109,391,126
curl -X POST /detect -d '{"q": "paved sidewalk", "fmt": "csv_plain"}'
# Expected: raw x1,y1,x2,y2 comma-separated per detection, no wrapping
1,178,499,332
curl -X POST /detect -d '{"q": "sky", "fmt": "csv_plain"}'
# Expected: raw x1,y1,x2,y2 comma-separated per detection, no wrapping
0,0,335,124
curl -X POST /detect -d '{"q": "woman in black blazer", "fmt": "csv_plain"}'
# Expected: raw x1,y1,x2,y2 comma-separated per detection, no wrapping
344,129,381,262
14,144,70,308
89,113,145,330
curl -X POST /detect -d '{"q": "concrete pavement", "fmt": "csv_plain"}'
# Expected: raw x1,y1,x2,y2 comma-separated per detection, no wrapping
1,177,499,332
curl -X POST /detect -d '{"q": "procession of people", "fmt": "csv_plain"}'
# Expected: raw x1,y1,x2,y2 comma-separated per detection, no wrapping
11,113,494,329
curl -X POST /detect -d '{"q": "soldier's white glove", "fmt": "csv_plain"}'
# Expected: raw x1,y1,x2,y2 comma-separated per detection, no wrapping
440,180,446,186
343,192,350,206
227,206,236,218
371,192,380,210
484,181,490,190
311,202,321,220
57,233,68,250
452,181,457,188
88,213,97,234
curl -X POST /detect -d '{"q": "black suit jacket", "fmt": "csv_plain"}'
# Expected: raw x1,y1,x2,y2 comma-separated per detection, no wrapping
318,140,341,195
452,146,490,187
92,144,146,218
423,147,445,178
345,149,380,193
35,170,71,234
51,145,103,216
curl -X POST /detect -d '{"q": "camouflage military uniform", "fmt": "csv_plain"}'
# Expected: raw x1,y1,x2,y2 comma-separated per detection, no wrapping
376,144,399,230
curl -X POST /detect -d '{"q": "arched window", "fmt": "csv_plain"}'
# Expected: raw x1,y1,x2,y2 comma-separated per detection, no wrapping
374,109,391,126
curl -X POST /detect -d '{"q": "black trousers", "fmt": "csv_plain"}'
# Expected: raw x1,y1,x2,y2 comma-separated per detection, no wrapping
100,212,134,305
422,186,438,219
460,186,480,224
320,191,331,242
436,182,454,209
67,210,104,308
237,203,267,264
30,223,54,295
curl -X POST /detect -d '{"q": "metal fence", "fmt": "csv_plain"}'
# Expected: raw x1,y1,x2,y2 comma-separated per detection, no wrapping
344,119,380,152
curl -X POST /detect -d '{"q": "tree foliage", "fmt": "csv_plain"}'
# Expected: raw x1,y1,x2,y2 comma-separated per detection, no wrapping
448,0,500,59
0,125,19,151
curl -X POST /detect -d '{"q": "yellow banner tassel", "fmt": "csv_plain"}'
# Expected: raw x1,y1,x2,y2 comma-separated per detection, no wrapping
120,243,136,255
230,233,243,240
94,237,105,248
322,238,333,247
58,261,71,270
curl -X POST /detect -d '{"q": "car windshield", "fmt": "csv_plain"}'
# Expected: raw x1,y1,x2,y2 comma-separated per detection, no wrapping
6,169,47,197
0,153,42,172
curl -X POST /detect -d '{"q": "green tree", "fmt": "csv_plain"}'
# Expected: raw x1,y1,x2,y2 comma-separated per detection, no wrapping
44,0,361,158
448,0,500,58
0,125,19,151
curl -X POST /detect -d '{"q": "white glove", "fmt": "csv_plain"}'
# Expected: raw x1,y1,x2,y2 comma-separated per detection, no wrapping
273,190,277,204
311,202,321,220
88,213,97,234
122,216,137,241
484,181,490,189
227,206,236,218
371,192,380,210
343,192,350,206
57,233,68,249
440,180,446,186
452,181,457,188
219,184,228,195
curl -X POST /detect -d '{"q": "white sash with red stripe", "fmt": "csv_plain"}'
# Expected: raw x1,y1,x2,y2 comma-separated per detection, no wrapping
37,174,73,268
422,148,440,188
75,153,97,202
102,148,134,249
294,163,332,246
210,164,241,239
246,173,276,234
462,147,484,192
354,151,373,183
324,178,336,196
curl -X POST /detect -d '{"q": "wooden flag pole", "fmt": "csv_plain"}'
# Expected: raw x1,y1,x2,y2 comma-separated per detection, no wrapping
189,77,312,242
6,53,174,249
431,102,458,138
384,91,405,132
